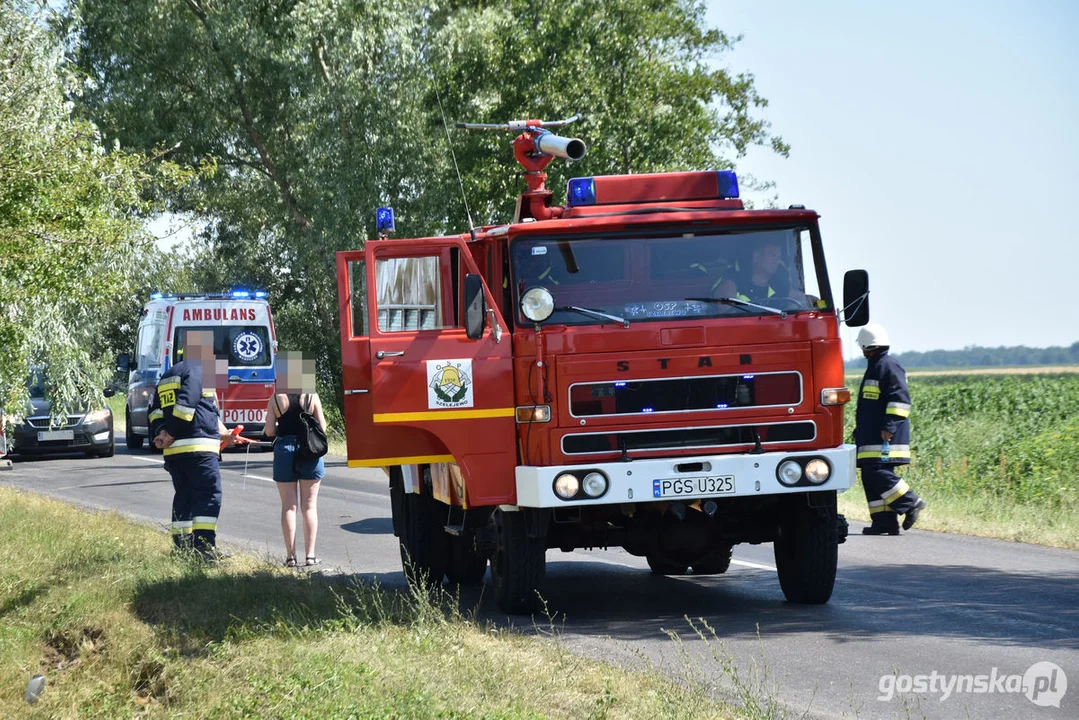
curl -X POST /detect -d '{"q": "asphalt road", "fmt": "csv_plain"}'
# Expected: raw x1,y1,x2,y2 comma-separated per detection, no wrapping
4,446,1077,719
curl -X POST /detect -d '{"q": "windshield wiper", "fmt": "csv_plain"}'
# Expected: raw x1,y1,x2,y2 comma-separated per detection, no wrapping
685,297,787,318
557,305,630,328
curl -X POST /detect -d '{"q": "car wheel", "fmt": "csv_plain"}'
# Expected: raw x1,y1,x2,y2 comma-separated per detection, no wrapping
125,409,144,450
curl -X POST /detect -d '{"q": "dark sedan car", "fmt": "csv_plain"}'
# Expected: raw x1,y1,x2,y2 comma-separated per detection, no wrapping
6,371,115,459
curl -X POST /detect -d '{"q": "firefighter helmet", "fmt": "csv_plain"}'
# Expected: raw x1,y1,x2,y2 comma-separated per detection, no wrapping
856,323,890,349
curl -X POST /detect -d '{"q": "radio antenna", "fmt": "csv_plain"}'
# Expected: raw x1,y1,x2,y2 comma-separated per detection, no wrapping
429,73,475,231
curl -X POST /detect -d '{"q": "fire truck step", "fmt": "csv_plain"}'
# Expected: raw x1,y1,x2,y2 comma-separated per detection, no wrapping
443,524,464,536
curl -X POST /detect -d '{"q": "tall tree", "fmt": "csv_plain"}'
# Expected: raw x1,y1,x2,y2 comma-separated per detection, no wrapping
0,1,190,419
67,0,788,402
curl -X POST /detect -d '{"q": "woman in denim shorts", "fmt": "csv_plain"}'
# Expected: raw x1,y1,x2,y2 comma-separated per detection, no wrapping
264,357,328,567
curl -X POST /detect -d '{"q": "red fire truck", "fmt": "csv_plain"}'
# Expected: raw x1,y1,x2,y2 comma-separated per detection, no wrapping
336,117,869,613
118,291,278,447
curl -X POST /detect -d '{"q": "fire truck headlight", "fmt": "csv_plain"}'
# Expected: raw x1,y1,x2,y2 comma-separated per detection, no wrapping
582,471,608,498
804,459,830,484
777,460,803,486
820,387,851,405
521,287,555,323
554,473,580,499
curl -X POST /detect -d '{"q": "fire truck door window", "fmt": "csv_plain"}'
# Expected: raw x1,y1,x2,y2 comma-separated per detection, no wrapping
136,318,165,371
348,259,368,337
794,229,826,309
375,255,453,332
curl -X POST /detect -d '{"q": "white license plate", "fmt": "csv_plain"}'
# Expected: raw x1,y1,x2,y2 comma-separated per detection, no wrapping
38,430,75,442
653,475,736,498
223,408,266,425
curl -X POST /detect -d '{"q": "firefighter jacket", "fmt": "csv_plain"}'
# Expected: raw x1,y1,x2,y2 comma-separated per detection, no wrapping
148,360,221,457
854,350,912,466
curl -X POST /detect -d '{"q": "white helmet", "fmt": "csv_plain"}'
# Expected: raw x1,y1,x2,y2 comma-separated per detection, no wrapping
856,323,890,349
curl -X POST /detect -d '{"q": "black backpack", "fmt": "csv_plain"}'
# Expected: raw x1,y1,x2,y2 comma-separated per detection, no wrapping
295,394,328,461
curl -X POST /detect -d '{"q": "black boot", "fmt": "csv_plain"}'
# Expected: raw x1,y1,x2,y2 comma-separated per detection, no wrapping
902,498,927,530
862,512,900,536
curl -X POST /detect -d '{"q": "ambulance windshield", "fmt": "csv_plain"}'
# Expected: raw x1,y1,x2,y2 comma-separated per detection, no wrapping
174,326,272,366
510,226,830,326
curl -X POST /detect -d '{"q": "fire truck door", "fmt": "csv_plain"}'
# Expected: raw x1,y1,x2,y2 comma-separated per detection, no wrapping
336,241,517,506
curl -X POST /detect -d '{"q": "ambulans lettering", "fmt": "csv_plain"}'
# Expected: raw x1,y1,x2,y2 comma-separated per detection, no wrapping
181,308,258,322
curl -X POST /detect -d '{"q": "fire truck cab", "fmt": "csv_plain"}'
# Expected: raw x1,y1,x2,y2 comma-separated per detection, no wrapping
118,291,278,447
336,119,871,614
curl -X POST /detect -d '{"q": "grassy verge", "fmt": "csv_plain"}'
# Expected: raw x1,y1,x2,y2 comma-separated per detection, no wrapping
0,488,759,719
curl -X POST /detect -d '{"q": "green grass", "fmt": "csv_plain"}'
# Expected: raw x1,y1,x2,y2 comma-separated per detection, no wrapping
0,488,764,719
842,373,1079,548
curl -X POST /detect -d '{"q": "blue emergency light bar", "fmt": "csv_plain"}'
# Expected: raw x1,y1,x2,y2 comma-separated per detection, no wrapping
566,170,740,207
148,290,269,301
376,206,395,233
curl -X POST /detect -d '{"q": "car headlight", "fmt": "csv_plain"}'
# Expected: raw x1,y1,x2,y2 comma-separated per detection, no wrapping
581,471,608,498
83,410,111,424
553,473,580,499
804,459,830,484
777,460,803,486
520,287,555,323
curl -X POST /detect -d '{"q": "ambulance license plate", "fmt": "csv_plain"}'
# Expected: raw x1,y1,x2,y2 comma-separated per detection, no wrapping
653,476,736,498
38,430,74,442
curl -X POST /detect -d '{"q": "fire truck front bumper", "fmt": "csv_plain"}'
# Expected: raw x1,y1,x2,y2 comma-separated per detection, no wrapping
515,444,856,509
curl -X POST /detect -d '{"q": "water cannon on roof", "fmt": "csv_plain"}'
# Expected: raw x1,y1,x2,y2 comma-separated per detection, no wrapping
456,114,587,222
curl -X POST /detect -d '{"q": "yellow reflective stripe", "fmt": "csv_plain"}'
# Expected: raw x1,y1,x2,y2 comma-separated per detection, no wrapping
158,378,181,392
163,438,220,455
862,387,880,399
191,516,217,531
172,404,195,421
868,505,890,515
881,480,911,505
886,402,911,417
149,409,164,422
348,454,454,468
736,293,750,302
857,449,912,460
170,521,193,534
202,390,216,398
767,286,776,298
373,408,515,423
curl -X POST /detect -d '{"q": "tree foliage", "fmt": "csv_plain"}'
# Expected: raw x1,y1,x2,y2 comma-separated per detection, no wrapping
0,1,192,420
67,0,788,400
846,342,1079,369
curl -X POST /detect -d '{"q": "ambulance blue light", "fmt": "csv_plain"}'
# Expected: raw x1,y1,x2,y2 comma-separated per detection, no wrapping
566,177,596,207
717,171,739,199
376,206,395,233
150,292,164,300
231,290,251,299
254,290,268,299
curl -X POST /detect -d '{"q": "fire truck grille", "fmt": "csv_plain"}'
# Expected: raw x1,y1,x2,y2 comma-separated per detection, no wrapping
569,371,802,418
561,420,816,456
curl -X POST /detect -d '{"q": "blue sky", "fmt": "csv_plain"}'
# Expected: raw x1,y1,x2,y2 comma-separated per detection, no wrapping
706,0,1079,354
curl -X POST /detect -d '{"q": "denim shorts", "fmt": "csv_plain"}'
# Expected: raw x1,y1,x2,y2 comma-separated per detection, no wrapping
273,435,326,483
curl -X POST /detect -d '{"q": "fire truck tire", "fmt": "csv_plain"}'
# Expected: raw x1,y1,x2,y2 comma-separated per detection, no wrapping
446,532,488,585
773,497,838,604
125,410,144,450
491,509,546,614
692,543,733,575
399,481,450,586
646,554,689,575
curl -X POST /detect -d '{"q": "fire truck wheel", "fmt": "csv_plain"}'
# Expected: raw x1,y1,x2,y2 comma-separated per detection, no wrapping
691,543,733,575
125,410,144,450
446,532,488,585
773,495,838,604
399,479,450,586
646,554,689,575
491,509,546,614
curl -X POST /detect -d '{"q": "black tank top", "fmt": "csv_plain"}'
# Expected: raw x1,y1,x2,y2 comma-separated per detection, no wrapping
275,393,307,436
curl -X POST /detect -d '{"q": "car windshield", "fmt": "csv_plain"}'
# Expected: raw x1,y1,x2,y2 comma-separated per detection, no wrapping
174,326,273,366
509,226,831,326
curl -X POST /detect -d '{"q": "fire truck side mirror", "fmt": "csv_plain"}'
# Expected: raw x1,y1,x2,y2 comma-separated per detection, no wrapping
116,353,130,374
842,269,870,327
463,273,486,340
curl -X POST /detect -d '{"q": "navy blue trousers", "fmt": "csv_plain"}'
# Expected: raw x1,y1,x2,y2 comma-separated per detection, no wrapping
860,462,920,529
165,452,222,551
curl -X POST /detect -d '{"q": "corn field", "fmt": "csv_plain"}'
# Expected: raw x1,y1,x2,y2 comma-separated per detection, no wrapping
845,373,1079,511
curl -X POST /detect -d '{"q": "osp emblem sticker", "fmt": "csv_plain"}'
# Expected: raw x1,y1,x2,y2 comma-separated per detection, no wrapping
232,331,263,363
427,359,473,409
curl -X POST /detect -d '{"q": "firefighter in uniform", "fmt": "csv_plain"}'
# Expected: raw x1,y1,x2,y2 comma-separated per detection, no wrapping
147,331,236,557
713,237,789,303
854,323,927,535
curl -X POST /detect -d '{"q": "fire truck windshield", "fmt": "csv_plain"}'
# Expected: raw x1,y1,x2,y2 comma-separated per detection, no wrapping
174,326,272,366
510,225,831,326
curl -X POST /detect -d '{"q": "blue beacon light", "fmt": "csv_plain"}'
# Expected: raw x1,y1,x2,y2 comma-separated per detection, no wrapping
376,206,395,233
717,170,740,199
566,177,596,207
